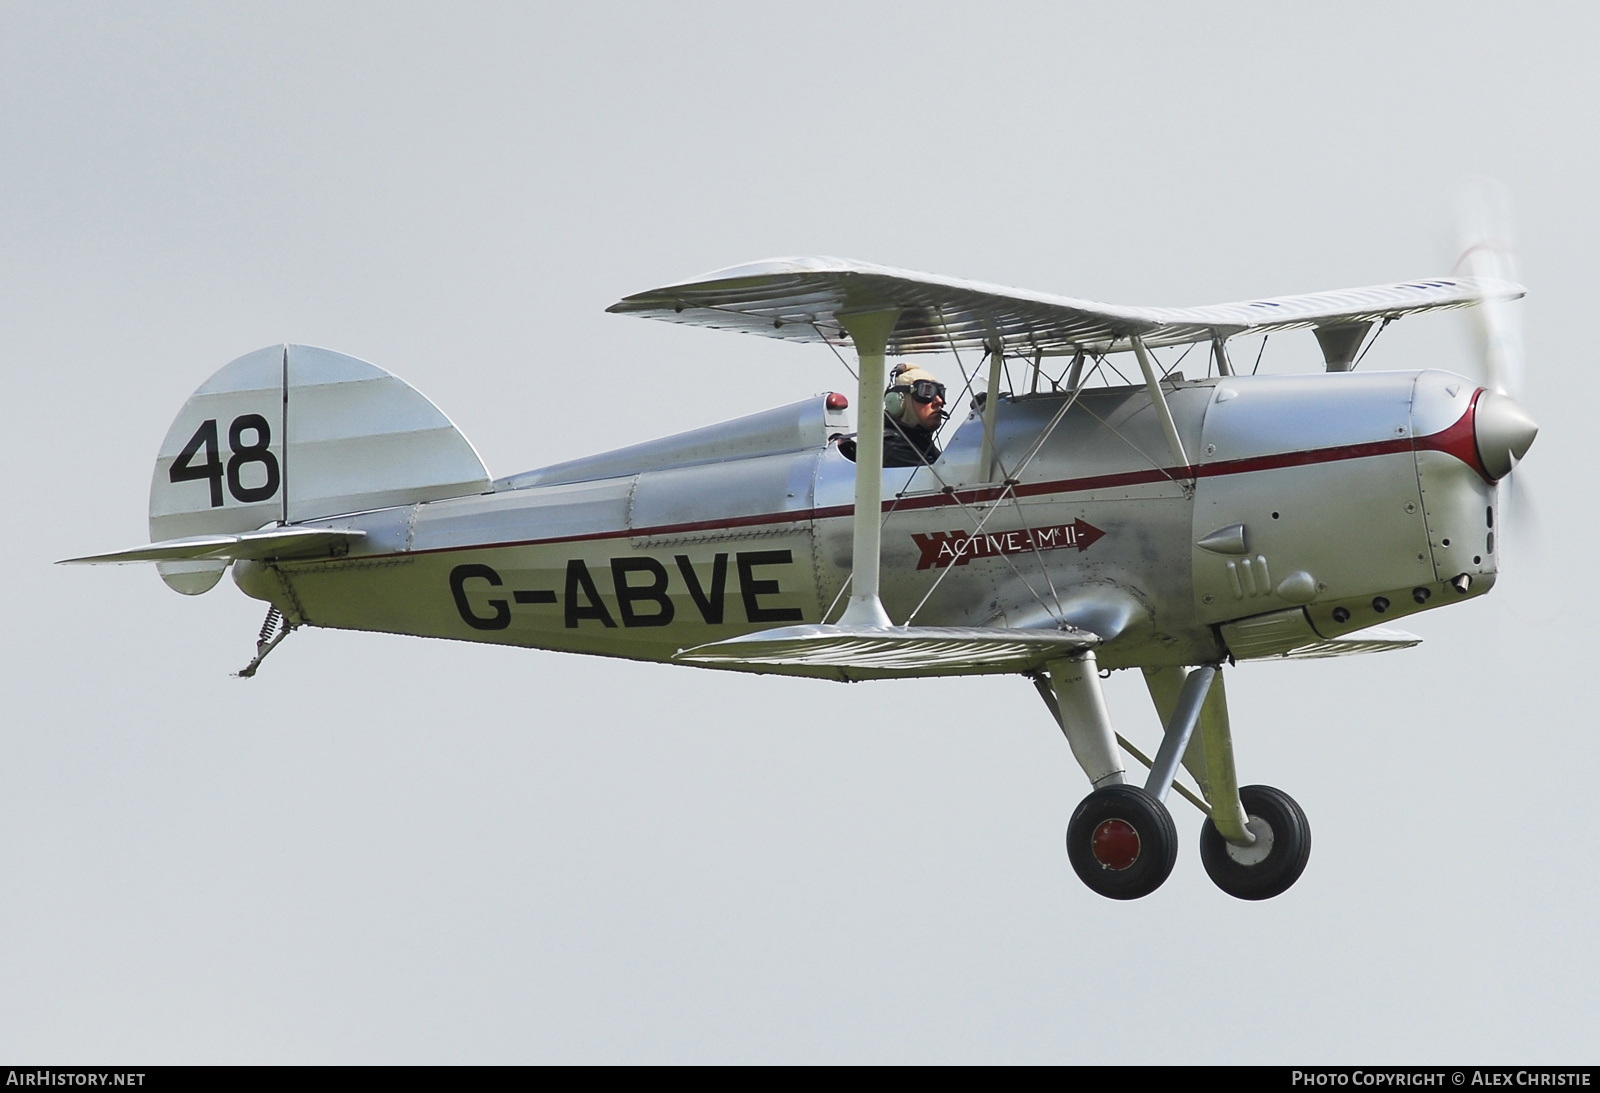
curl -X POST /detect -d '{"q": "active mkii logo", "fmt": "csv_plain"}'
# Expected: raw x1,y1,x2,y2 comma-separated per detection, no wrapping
911,519,1105,571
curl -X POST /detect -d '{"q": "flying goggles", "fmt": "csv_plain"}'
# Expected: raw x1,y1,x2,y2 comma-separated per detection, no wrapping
897,379,946,404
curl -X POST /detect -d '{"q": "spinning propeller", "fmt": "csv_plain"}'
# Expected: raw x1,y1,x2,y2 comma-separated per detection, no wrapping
1451,179,1539,539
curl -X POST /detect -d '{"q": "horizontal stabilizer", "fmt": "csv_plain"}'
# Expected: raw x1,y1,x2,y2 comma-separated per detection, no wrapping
60,526,365,565
677,623,1099,678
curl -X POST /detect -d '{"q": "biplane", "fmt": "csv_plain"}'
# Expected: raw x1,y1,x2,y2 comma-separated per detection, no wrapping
64,252,1535,901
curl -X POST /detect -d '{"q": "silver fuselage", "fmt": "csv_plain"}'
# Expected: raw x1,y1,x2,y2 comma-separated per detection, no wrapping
234,369,1496,676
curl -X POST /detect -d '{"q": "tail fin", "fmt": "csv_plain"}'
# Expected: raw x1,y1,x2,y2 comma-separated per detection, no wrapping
141,345,489,593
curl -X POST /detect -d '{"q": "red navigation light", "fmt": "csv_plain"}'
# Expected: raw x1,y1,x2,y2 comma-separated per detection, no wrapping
825,392,849,411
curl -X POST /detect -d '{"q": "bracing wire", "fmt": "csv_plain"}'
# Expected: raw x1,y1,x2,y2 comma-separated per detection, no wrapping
1251,335,1269,376
813,324,858,381
1349,316,1393,372
1163,342,1194,377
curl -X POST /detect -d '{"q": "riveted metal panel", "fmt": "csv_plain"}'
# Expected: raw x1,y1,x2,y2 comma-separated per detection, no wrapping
1409,369,1479,436
629,450,818,533
1415,450,1497,583
1220,608,1322,659
1193,373,1434,625
808,390,1210,665
406,477,636,553
1197,372,1415,464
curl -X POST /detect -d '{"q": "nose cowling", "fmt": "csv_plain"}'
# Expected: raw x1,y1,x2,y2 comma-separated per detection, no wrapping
1473,390,1538,481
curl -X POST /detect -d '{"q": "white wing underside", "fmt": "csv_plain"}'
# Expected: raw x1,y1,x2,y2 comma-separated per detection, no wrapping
609,256,1524,355
1274,625,1423,660
1221,608,1423,661
677,623,1100,679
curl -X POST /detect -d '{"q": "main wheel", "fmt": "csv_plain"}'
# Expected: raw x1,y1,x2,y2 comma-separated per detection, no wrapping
1199,784,1311,901
1066,784,1178,900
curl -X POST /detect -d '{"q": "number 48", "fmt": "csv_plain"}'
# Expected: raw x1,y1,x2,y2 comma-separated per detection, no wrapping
169,414,281,507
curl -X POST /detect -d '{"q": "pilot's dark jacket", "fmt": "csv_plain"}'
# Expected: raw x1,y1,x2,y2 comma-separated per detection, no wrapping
882,418,941,468
837,418,942,468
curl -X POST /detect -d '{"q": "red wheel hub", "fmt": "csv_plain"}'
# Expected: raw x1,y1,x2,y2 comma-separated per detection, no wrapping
1091,818,1141,871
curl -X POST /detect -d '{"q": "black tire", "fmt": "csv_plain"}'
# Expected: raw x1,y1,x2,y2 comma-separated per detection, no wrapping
1199,784,1312,901
1066,784,1178,900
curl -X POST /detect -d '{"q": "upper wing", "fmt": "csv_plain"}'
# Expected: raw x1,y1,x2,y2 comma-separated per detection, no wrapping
608,256,1524,355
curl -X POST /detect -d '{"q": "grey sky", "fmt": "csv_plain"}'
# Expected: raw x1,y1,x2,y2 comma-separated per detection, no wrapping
3,2,1595,1062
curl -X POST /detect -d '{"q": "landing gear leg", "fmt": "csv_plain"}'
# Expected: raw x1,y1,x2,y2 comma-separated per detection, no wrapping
1141,665,1214,804
1144,667,1312,900
1143,666,1251,841
1039,653,1125,789
235,606,294,678
1039,654,1177,900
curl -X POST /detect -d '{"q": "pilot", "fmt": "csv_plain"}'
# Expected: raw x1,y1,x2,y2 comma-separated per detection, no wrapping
881,362,946,467
836,363,947,467
837,362,943,468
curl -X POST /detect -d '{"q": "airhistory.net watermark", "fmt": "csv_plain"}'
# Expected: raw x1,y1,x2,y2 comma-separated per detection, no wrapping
5,1074,145,1087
